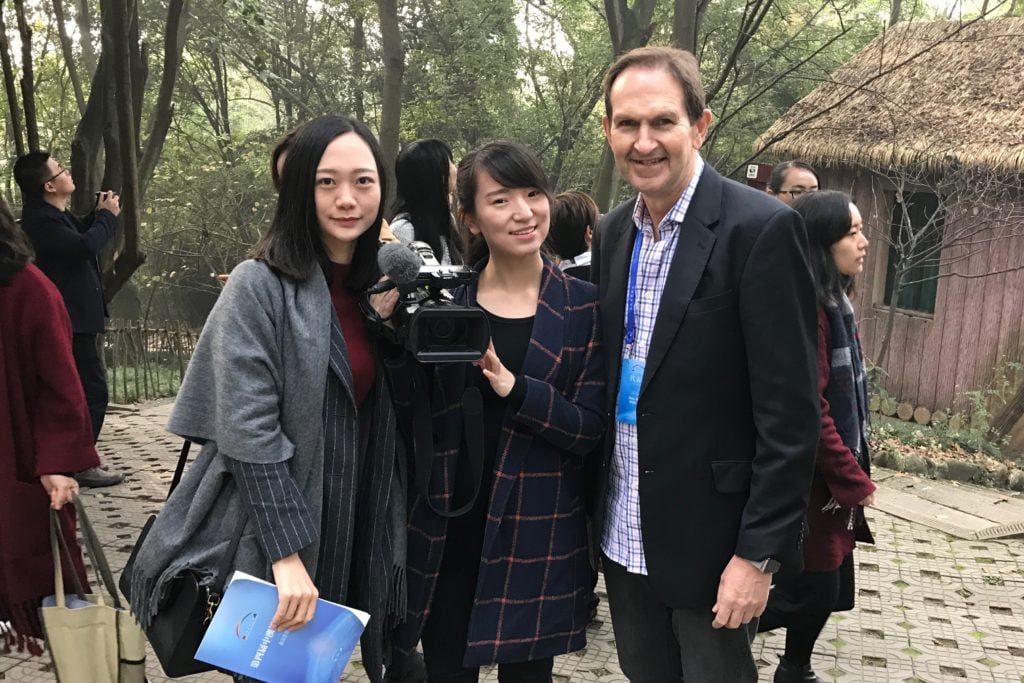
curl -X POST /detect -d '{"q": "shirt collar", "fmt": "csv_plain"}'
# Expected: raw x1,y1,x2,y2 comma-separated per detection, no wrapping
631,155,705,236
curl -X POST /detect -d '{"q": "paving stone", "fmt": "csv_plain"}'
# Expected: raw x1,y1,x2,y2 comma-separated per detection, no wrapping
11,405,1024,681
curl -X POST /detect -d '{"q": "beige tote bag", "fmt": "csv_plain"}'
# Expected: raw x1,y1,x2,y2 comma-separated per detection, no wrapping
40,497,147,683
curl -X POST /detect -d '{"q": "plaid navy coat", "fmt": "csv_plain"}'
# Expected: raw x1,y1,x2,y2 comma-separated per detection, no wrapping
388,259,606,666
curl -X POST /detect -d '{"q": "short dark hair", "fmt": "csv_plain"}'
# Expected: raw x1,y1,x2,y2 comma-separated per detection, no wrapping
253,115,386,290
603,46,705,124
792,190,854,307
456,141,552,266
0,194,33,286
769,160,819,193
13,151,53,203
270,128,300,192
392,138,459,263
548,191,598,260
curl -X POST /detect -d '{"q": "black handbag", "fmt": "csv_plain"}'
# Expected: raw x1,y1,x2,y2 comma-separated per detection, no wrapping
119,441,247,678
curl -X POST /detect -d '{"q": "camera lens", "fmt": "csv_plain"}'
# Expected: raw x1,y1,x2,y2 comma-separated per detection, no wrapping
425,318,462,345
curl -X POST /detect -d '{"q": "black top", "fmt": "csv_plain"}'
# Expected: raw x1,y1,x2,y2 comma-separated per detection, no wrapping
19,200,117,335
441,308,535,573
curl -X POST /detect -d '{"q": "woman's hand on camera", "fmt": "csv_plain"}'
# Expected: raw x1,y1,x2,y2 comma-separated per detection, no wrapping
40,474,79,510
369,277,400,320
475,341,515,397
270,554,318,631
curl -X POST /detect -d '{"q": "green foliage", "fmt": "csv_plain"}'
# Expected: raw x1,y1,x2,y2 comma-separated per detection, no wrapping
7,0,981,323
107,361,182,404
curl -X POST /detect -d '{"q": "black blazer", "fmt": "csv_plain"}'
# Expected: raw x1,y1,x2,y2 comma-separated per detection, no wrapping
20,201,117,335
591,165,820,609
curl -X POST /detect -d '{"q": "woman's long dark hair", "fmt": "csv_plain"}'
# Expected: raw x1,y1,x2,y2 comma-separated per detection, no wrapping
392,138,457,262
254,115,386,291
456,141,552,266
792,190,855,307
0,195,32,286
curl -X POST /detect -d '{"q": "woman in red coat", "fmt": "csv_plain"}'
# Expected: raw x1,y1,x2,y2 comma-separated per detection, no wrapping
0,196,98,655
758,190,876,683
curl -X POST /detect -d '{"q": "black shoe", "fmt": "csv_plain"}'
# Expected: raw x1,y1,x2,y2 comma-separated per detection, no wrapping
75,466,125,488
384,649,426,683
773,656,825,683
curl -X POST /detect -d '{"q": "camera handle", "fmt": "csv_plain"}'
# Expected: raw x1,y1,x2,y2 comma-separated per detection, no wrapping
412,363,486,518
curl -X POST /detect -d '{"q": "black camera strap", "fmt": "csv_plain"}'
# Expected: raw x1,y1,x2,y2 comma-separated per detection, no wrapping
413,363,486,518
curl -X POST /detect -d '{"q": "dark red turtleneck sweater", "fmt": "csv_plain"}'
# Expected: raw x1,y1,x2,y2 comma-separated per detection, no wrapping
329,262,375,405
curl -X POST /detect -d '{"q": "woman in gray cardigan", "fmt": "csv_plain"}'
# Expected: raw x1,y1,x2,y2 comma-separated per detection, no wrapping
124,116,406,683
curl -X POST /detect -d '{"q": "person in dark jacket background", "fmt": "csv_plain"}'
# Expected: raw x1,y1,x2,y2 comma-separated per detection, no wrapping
757,190,876,683
13,151,123,488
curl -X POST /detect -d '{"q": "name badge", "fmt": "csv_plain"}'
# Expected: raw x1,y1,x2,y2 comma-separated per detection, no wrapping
616,357,645,425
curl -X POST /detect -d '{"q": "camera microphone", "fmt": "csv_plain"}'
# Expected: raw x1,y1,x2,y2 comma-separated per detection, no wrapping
379,242,423,285
366,242,423,294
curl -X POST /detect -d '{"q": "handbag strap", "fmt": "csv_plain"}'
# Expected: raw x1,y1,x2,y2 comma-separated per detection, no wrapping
72,495,122,608
49,509,91,606
412,363,486,518
165,439,247,595
168,440,192,498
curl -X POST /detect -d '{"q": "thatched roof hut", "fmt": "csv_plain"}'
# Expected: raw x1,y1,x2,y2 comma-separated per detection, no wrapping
755,17,1024,174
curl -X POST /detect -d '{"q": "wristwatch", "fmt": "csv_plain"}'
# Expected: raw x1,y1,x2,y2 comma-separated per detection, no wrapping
746,557,782,574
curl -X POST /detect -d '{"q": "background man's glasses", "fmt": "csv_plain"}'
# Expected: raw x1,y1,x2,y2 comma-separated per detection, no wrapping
45,167,69,183
779,188,817,198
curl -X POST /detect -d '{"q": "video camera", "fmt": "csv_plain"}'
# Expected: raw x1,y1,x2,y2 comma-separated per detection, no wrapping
375,241,490,363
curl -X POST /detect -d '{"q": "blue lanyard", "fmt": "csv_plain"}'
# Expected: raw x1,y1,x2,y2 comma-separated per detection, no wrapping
624,230,644,347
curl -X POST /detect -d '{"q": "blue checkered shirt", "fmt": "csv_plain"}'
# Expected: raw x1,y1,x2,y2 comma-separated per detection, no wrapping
602,156,705,575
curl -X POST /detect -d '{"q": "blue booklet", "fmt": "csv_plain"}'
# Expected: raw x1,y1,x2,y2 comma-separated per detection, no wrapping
195,571,369,683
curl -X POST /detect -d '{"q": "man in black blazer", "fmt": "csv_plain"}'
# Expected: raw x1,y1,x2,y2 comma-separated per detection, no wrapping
15,151,124,488
591,47,819,681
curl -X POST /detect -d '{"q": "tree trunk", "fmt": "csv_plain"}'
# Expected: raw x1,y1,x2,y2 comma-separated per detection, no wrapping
351,8,366,122
75,0,97,76
214,47,230,138
0,3,25,157
592,0,657,210
376,0,403,208
672,0,700,53
889,0,902,26
106,0,145,299
53,0,86,114
70,53,108,213
139,0,189,200
13,0,39,150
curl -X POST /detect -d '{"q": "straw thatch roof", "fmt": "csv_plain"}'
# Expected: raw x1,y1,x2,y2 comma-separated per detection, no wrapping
755,17,1024,174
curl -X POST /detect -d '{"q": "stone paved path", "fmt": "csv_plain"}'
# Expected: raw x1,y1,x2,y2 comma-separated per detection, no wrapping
4,403,1024,682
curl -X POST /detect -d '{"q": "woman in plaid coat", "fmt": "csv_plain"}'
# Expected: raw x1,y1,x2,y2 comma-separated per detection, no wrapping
388,141,605,682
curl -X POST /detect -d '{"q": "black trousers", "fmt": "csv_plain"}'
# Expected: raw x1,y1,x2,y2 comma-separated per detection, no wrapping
72,333,108,443
421,569,554,683
603,555,758,683
758,568,840,666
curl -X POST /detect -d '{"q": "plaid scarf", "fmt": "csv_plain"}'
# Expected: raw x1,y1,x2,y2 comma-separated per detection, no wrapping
821,293,871,518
